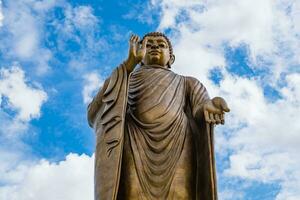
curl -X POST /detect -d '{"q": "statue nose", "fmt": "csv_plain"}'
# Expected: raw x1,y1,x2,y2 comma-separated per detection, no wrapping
151,44,159,49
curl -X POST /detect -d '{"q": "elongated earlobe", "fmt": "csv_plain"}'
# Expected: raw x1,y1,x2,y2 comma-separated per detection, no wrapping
168,54,175,68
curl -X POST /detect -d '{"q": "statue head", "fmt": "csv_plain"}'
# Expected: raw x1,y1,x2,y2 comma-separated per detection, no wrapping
140,32,175,68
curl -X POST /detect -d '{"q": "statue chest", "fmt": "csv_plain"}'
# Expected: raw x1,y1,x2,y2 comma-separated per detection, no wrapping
128,67,186,124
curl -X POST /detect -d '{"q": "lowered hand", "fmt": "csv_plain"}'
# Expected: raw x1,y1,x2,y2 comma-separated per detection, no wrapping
203,97,230,125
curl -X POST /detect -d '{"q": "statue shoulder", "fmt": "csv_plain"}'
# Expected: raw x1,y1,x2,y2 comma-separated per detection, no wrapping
185,76,204,89
87,63,128,128
185,75,199,82
87,78,110,127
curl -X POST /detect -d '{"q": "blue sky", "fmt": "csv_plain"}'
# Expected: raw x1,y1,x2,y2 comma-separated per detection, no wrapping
0,0,300,199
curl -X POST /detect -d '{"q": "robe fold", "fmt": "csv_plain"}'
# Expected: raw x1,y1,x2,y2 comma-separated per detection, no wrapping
88,64,218,200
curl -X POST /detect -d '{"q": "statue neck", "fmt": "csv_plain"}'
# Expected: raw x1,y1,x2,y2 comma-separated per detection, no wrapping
142,64,170,71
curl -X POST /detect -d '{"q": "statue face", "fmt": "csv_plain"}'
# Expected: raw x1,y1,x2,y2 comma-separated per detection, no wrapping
142,36,171,67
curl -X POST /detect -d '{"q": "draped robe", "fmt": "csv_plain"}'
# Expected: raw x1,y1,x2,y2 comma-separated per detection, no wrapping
88,63,218,200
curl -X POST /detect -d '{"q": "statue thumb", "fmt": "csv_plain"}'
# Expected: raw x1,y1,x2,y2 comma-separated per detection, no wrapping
212,97,230,112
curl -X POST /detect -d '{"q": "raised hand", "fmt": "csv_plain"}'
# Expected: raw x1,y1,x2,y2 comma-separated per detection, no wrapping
125,34,147,72
203,97,230,125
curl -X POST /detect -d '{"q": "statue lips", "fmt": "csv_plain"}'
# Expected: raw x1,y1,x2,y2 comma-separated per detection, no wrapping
149,50,160,55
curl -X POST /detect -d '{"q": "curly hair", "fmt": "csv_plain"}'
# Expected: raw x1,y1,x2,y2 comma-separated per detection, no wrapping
140,32,174,67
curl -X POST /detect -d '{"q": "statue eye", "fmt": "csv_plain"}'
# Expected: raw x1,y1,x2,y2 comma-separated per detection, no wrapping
146,44,152,48
159,43,166,48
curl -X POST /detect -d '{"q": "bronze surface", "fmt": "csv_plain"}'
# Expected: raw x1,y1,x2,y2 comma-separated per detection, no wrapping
88,32,230,200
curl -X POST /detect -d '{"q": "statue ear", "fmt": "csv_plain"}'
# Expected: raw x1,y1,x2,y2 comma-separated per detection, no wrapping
168,54,175,67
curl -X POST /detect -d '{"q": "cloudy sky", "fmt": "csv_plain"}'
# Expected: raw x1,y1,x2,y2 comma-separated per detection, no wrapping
0,0,299,199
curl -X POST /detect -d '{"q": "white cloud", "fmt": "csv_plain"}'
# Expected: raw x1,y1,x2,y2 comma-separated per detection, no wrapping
0,153,94,200
0,3,100,199
82,72,103,104
0,66,47,122
57,5,98,41
155,0,300,79
0,1,101,74
153,0,300,199
216,73,300,199
52,4,104,70
32,0,57,12
0,0,57,74
0,0,3,27
281,74,300,105
69,6,98,28
219,189,244,200
0,112,28,137
0,65,48,195
155,0,204,29
123,1,159,25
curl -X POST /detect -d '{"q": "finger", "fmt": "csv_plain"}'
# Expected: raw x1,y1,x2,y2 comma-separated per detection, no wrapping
136,37,142,49
132,35,137,42
204,110,211,123
134,35,139,43
212,97,230,112
220,113,225,124
131,35,136,42
141,37,148,49
136,36,140,43
215,114,221,124
219,99,230,112
221,102,230,112
209,113,216,124
130,34,134,42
